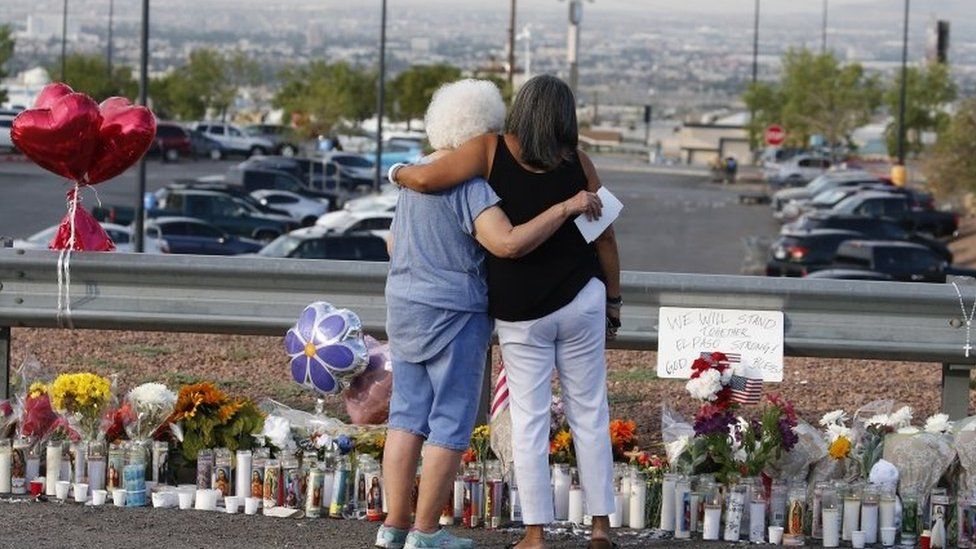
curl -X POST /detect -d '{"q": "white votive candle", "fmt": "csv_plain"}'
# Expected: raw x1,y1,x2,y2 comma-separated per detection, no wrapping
843,497,861,542
235,451,251,498
628,480,646,529
880,497,896,530
660,474,676,531
750,499,766,542
0,442,11,494
568,488,584,524
45,443,61,496
552,466,570,521
703,504,722,540
619,473,631,525
861,501,879,544
823,507,841,548
609,491,624,527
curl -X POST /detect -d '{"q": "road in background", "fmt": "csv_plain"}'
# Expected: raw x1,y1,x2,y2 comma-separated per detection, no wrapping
0,156,778,274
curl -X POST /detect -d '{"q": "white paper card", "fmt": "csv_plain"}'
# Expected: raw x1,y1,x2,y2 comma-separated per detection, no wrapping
656,307,784,381
574,187,623,243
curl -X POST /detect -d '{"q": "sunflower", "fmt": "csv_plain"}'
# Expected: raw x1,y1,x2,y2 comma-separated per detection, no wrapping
828,436,852,460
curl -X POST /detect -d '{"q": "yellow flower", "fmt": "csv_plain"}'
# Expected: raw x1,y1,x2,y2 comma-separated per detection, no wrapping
49,372,111,413
828,436,852,460
550,430,573,454
472,425,490,441
28,382,47,399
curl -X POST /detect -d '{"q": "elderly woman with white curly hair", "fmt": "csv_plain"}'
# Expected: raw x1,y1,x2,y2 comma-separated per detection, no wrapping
377,79,601,549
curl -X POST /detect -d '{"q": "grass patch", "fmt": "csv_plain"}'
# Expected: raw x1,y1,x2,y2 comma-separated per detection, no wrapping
608,368,658,384
608,393,644,405
224,347,257,362
161,371,204,387
115,344,175,358
67,355,129,372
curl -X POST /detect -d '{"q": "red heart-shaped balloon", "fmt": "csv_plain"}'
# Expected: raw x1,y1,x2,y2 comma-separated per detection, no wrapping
33,82,75,109
86,97,157,185
11,87,102,182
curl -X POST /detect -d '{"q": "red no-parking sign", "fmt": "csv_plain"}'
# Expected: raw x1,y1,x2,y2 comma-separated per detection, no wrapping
764,124,786,147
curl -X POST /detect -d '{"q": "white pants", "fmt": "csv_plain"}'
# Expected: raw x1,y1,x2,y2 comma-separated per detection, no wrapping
496,278,615,525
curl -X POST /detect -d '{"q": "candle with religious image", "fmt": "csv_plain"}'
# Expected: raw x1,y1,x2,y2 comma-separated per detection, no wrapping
11,438,28,495
364,464,385,522
305,466,323,518
0,439,11,494
782,481,806,546
328,455,350,518
264,458,281,512
106,443,124,491
250,448,269,501
152,441,169,485
196,449,214,490
462,463,482,528
675,475,692,539
281,455,301,509
811,481,827,539
957,494,975,549
214,448,233,499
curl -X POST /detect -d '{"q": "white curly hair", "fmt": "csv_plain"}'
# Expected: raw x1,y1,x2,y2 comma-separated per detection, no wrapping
424,79,506,150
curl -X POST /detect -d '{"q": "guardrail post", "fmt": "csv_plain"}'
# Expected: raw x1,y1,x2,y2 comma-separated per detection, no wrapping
475,348,493,426
941,363,972,420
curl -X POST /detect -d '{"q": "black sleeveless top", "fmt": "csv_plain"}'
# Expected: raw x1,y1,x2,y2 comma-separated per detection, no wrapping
486,135,602,321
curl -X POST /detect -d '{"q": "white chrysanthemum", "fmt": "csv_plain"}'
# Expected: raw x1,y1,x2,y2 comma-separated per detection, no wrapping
897,426,920,435
866,414,889,428
127,382,176,408
820,409,848,427
887,406,913,428
665,436,690,464
261,415,294,452
826,423,852,443
923,413,952,434
686,369,722,401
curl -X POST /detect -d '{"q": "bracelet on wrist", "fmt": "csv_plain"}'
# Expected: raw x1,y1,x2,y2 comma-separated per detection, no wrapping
387,163,408,187
606,295,622,306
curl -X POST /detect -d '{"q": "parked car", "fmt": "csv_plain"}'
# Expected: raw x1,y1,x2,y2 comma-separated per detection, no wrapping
829,240,958,282
780,183,929,222
251,189,330,226
315,210,394,235
156,180,291,217
232,168,343,209
320,152,378,190
804,269,895,281
343,186,399,213
93,189,295,242
765,229,864,277
0,109,19,152
147,122,192,162
188,129,227,160
232,156,344,192
13,222,169,253
783,212,953,262
245,124,301,157
257,227,389,261
193,122,274,159
759,147,807,168
770,170,879,217
358,141,424,172
830,192,958,238
145,217,263,255
764,155,833,188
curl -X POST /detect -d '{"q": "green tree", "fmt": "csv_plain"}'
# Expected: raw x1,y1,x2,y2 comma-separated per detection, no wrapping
883,62,957,157
273,61,376,137
923,98,976,198
52,53,138,101
0,25,13,105
744,49,881,151
151,48,236,120
388,64,461,129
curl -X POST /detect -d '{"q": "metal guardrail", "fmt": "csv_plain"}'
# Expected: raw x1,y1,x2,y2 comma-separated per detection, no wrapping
0,248,972,417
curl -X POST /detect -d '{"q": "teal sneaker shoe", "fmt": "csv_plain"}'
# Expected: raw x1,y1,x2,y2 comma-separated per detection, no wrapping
404,528,475,549
375,524,410,549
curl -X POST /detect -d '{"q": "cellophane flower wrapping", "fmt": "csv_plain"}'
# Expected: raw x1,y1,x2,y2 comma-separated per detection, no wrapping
661,402,695,474
884,431,956,499
49,372,115,443
851,399,897,480
766,421,825,483
953,416,976,494
121,383,176,458
10,356,58,448
343,336,393,425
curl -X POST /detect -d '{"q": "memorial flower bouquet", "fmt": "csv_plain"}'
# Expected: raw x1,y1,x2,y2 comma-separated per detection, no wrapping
851,402,913,480
166,382,264,461
120,382,177,462
48,372,113,442
550,429,576,466
19,382,58,445
609,418,637,461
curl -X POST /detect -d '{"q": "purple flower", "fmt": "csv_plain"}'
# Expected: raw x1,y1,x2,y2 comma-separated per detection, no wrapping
694,410,737,437
778,417,799,451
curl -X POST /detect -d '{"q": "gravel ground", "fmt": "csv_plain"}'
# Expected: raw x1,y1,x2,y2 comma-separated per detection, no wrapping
0,496,805,548
9,328,975,448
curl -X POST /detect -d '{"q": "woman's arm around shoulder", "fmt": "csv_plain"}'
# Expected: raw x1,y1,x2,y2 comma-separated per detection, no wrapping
394,134,495,193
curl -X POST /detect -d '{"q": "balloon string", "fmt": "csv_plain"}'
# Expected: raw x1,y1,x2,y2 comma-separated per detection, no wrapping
56,185,79,329
88,185,103,209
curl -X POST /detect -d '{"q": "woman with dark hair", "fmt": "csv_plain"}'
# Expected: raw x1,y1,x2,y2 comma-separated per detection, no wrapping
390,74,621,549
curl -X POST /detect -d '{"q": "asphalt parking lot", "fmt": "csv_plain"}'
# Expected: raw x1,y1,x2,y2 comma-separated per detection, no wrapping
0,156,778,274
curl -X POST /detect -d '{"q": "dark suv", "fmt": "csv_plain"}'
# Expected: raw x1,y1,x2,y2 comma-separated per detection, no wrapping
148,123,192,162
830,240,949,282
258,228,389,261
784,213,952,262
765,229,864,277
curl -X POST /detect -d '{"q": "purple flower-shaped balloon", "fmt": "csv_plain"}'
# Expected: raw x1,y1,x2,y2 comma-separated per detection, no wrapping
285,302,369,395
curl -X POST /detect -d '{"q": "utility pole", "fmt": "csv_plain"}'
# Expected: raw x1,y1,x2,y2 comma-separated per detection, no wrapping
821,0,828,54
567,0,584,97
373,0,387,194
107,0,114,77
751,0,759,84
135,0,149,253
896,0,909,168
61,0,68,81
507,0,516,91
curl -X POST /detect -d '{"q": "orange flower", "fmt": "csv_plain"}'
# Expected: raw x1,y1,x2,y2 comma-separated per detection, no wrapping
609,419,636,448
461,448,477,464
828,436,852,460
550,430,573,454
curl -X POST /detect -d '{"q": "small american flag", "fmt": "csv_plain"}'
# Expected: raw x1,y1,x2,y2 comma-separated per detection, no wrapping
729,373,763,405
490,365,510,422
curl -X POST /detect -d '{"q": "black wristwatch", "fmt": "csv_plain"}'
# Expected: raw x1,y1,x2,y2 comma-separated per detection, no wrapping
606,295,623,308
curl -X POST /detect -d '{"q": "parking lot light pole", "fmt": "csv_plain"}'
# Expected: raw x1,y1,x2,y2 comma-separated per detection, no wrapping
107,0,114,77
896,0,910,167
821,0,828,54
135,0,149,253
373,0,387,194
61,0,68,81
751,0,759,84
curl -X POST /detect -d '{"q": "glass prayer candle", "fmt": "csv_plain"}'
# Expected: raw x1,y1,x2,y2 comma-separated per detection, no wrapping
930,487,950,531
675,475,692,539
86,441,106,493
628,470,647,529
749,481,767,543
508,470,522,524
861,485,880,545
842,484,862,542
235,450,252,498
822,486,841,548
702,483,722,541
214,448,234,499
880,484,897,530
957,493,975,549
10,439,27,495
152,441,169,485
25,445,40,485
552,463,571,521
901,488,920,547
660,472,678,531
782,480,806,546
770,479,788,528
305,465,323,518
724,483,746,542
0,439,11,494
811,481,828,539
484,461,504,529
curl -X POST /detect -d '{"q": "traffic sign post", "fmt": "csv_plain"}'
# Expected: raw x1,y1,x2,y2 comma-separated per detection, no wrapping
764,124,786,147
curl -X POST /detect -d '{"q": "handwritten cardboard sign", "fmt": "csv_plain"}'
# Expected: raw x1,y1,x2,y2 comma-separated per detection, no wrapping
656,307,784,381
